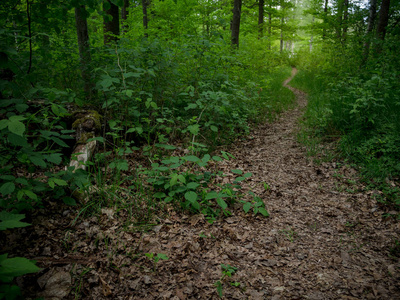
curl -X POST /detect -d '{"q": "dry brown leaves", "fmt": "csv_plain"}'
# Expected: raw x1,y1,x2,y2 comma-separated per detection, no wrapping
2,68,400,299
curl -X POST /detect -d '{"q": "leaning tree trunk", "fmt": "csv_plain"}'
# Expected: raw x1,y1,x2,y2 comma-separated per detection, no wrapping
75,5,93,99
103,0,120,45
231,0,242,48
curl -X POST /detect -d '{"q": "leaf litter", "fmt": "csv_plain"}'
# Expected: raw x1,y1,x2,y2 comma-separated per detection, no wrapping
1,68,400,299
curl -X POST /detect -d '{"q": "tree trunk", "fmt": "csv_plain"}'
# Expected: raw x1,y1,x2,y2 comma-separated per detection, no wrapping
75,5,93,98
103,0,120,45
342,0,349,44
323,0,328,39
231,0,242,48
268,4,272,50
143,0,150,36
376,0,391,40
280,16,284,52
336,0,343,42
258,0,264,39
310,17,314,52
121,0,130,32
361,0,377,65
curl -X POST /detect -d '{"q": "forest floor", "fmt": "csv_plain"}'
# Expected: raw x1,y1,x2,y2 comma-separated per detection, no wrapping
4,68,400,299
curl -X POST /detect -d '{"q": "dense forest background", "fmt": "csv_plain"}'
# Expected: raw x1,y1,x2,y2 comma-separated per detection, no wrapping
0,0,399,297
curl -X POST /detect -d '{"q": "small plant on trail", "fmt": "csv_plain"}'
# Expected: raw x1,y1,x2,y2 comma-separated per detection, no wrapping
241,191,270,217
281,228,298,242
145,253,169,273
214,264,240,298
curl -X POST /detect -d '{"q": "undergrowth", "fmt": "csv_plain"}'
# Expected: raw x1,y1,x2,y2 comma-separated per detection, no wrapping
291,42,400,209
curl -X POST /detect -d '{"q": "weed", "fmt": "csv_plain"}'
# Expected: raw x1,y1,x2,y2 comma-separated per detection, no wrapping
281,228,298,242
214,264,239,298
145,253,169,273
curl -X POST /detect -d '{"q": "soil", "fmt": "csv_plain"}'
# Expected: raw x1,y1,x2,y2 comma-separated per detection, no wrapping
3,68,400,299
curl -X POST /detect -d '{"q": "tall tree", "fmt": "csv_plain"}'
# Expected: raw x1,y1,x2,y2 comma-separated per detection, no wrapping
342,0,349,43
258,0,265,38
231,0,242,47
75,5,93,98
103,0,120,45
121,0,130,32
376,0,391,40
323,0,328,39
361,0,377,64
142,0,150,36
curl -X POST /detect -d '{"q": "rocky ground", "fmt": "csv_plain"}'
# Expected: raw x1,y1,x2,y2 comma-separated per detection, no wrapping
3,69,400,299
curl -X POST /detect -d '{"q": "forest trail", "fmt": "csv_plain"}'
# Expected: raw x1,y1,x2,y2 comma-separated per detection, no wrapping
15,69,400,299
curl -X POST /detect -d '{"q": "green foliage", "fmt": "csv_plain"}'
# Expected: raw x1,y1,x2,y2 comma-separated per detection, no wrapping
145,253,169,273
215,264,239,298
292,36,400,207
0,214,40,300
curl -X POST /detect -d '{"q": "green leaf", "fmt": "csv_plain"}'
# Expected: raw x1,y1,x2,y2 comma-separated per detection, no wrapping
243,202,252,213
210,125,218,132
231,169,243,175
243,172,253,178
7,120,25,136
154,192,166,199
0,212,30,231
184,191,197,203
216,198,228,210
63,197,77,206
257,207,270,217
202,154,211,164
205,192,218,200
155,144,176,150
46,153,62,165
177,175,186,184
184,155,200,162
0,119,9,130
187,124,200,135
234,177,245,182
30,156,47,168
0,257,40,282
53,178,68,186
23,190,37,200
7,133,28,147
212,156,222,162
156,253,168,260
51,137,69,148
186,182,200,190
215,280,223,298
0,182,15,196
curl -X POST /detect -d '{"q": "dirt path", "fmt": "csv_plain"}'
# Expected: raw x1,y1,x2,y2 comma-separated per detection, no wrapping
10,69,400,299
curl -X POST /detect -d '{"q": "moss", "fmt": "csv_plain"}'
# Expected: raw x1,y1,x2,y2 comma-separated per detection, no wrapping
72,110,102,131
77,132,94,144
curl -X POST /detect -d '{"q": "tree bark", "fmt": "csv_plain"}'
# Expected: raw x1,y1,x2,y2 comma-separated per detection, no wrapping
361,0,377,65
336,0,343,42
323,0,328,39
143,0,150,36
231,0,242,48
258,0,264,39
103,0,120,45
121,0,130,32
75,5,93,98
376,0,391,40
280,16,284,52
342,0,349,43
